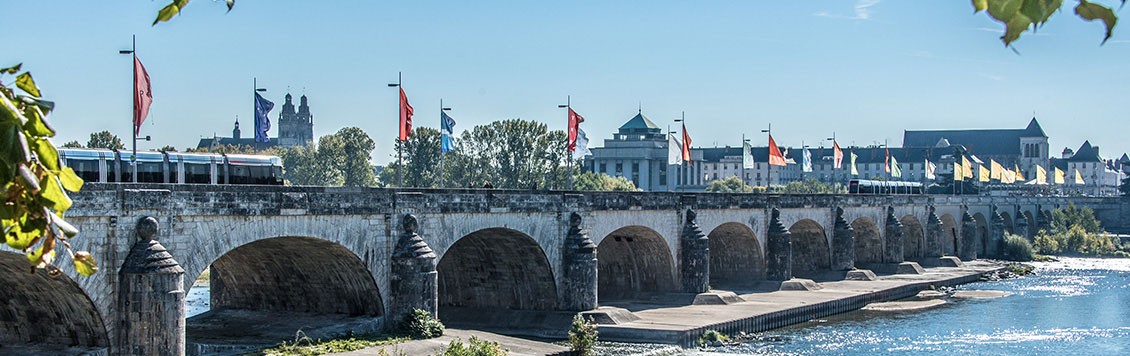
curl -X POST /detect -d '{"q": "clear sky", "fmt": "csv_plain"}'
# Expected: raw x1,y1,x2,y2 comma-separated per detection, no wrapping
5,0,1130,164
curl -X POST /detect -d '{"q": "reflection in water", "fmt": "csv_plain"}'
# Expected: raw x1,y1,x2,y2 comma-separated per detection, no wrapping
708,258,1130,355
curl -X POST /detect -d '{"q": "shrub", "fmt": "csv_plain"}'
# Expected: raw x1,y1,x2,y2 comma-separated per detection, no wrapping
1001,234,1035,261
568,314,598,356
1033,231,1064,255
440,336,508,356
698,329,729,346
400,309,444,339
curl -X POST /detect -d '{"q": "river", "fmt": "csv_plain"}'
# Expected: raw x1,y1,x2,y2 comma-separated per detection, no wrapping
700,257,1130,356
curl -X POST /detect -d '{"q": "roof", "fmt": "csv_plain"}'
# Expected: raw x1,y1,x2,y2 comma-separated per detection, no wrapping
902,118,1046,157
1023,117,1047,138
1066,140,1102,162
619,112,660,131
196,136,280,150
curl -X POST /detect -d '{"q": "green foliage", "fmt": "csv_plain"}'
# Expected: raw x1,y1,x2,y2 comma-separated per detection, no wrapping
86,130,125,150
771,179,846,194
245,329,406,356
568,314,598,356
399,309,444,340
698,329,729,346
1001,233,1036,261
705,176,763,193
1033,204,1122,256
157,145,177,152
1049,203,1102,235
1,64,94,275
61,141,83,148
153,0,234,26
440,336,508,356
572,172,640,191
319,127,378,187
973,0,1122,46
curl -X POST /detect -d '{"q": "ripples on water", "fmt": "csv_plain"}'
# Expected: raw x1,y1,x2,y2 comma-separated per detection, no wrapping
707,258,1130,356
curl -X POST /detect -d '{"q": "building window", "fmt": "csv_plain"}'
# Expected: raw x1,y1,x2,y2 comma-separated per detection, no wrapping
659,163,667,185
632,161,640,187
615,161,623,175
599,161,606,173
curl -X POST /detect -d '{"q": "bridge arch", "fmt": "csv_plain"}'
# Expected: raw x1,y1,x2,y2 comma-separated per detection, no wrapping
597,225,676,300
708,222,765,288
1024,210,1038,237
788,219,830,274
438,228,557,310
0,251,109,352
1000,212,1014,235
973,213,989,256
850,217,883,265
940,214,959,256
900,215,925,259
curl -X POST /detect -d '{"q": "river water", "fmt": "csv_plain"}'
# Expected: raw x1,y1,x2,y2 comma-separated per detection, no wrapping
702,257,1130,356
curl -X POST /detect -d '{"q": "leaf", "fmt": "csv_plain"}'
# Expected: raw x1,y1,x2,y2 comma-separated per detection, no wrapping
23,106,55,137
153,0,191,26
15,72,40,97
51,214,79,238
1021,0,1063,26
226,0,235,12
73,251,98,276
0,63,21,75
987,0,1024,21
1075,0,1118,44
58,167,83,192
18,163,39,192
0,121,32,166
973,0,989,12
38,175,71,212
0,92,27,125
1003,12,1034,45
27,234,55,267
18,95,55,115
30,138,60,171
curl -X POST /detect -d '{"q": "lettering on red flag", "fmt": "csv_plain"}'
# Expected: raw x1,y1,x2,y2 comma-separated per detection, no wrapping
399,88,414,141
568,108,584,152
133,55,152,135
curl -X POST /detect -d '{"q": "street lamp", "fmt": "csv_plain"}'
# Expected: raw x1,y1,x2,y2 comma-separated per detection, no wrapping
439,99,452,188
119,35,150,183
558,96,571,190
827,134,836,185
761,124,772,189
675,114,687,192
388,72,403,187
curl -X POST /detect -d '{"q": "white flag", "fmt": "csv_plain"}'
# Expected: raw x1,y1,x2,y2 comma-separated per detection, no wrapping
572,128,591,160
802,148,812,172
925,159,936,179
668,133,684,165
742,141,754,169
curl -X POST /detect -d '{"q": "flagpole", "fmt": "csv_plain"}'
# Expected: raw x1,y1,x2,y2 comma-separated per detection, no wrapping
440,98,445,189
566,95,571,190
762,123,771,191
398,72,403,187
682,112,687,192
742,133,747,189
131,35,137,183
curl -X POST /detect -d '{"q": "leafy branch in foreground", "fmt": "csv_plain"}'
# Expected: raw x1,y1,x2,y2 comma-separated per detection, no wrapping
1,63,95,276
973,0,1123,46
153,0,235,26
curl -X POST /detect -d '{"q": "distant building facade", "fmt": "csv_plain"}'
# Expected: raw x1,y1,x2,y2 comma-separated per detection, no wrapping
584,111,705,191
197,93,315,150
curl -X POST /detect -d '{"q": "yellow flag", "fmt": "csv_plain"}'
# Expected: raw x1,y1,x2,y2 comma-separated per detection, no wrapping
962,156,973,178
990,160,1003,180
850,151,858,176
954,162,964,181
1015,164,1025,181
979,165,990,182
1036,165,1047,184
1002,169,1014,184
1074,169,1084,185
1054,167,1065,184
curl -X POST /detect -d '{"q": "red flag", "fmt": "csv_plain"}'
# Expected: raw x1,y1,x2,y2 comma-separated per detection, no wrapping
133,55,152,135
399,88,413,141
681,123,693,162
567,108,584,152
833,140,843,169
884,148,891,173
768,135,787,166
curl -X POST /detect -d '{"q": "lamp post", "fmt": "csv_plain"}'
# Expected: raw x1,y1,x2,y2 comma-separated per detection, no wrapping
119,35,151,183
761,124,771,190
439,99,452,188
387,72,404,187
675,112,686,192
827,133,836,186
558,96,571,190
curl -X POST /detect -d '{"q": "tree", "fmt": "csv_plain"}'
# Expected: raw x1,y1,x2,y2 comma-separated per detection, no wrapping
86,130,125,150
1,63,95,276
973,0,1122,46
157,145,176,152
773,179,847,194
318,127,378,188
705,176,764,193
573,172,639,191
61,140,83,148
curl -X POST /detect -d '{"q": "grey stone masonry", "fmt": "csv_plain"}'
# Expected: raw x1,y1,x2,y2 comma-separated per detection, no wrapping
117,216,185,356
766,208,792,281
1015,210,1030,241
883,207,904,263
830,207,855,271
988,206,1005,258
680,209,710,293
561,212,598,311
959,211,979,261
925,206,944,258
390,214,438,325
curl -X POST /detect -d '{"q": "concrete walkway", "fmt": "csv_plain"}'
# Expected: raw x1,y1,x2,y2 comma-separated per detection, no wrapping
332,328,570,356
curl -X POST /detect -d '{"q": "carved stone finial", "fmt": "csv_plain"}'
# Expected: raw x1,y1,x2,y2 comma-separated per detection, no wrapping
927,205,942,225
833,207,849,229
569,212,582,228
137,216,159,240
685,208,697,224
403,214,419,233
771,207,781,221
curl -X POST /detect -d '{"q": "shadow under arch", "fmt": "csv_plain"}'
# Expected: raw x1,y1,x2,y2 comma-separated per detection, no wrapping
850,217,883,265
900,215,925,259
708,222,765,289
0,251,109,353
940,214,959,256
1024,211,1037,238
1000,212,1014,235
597,225,676,300
788,219,830,276
973,213,989,256
438,228,557,311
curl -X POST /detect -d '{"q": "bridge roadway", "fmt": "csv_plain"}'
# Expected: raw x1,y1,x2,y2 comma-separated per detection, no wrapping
2,183,1127,355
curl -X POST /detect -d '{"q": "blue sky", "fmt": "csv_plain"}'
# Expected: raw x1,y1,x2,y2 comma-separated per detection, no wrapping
5,0,1130,163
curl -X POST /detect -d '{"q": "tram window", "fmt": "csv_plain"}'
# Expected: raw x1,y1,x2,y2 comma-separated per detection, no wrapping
106,158,116,182
65,159,99,182
185,163,211,184
137,162,163,183
167,162,178,183
119,161,132,182
248,166,271,185
228,165,250,184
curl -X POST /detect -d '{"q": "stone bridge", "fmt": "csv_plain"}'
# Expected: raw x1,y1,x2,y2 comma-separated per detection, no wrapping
2,183,1127,355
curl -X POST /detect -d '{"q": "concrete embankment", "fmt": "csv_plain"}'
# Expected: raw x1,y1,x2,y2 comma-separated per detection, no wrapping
596,261,1004,348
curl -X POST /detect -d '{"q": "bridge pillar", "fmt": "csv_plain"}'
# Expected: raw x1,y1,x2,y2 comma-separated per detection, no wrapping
883,207,904,263
680,209,710,293
1015,210,1030,241
765,208,792,281
389,214,438,325
988,206,1005,258
925,206,944,258
561,212,597,311
830,207,855,271
959,212,979,261
117,216,185,356
1037,209,1052,233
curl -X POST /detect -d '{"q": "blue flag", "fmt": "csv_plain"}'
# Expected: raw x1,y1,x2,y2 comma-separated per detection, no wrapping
441,111,456,153
254,92,274,143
